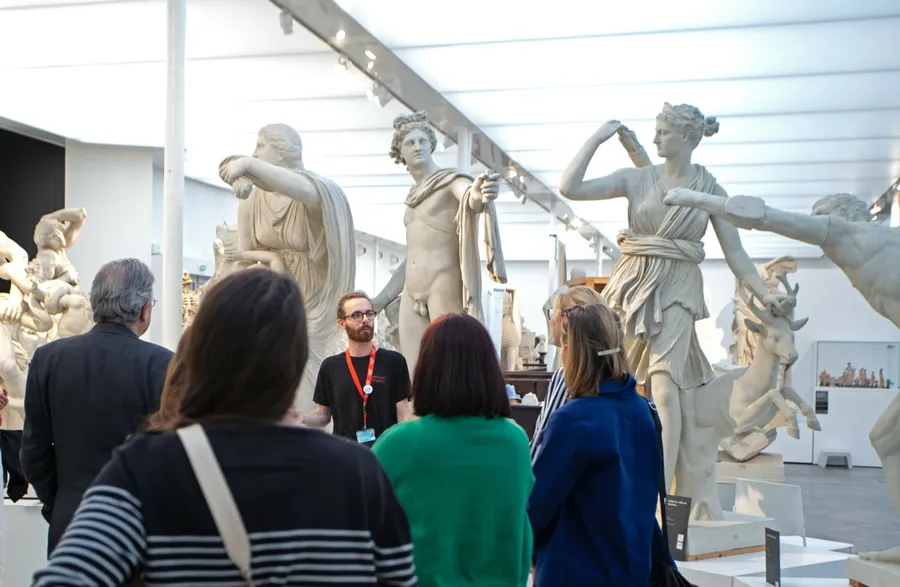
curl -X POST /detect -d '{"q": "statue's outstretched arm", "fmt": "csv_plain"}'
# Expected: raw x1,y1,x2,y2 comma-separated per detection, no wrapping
664,189,830,247
221,156,322,208
560,121,639,202
372,260,406,314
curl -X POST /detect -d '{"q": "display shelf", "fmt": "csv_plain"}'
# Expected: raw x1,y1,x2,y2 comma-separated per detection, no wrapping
811,341,900,468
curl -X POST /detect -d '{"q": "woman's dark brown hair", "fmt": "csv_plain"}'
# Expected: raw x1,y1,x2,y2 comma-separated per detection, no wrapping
148,268,308,430
412,313,510,419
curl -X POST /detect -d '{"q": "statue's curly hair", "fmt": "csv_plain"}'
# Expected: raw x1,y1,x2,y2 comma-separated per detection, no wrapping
389,111,437,166
812,193,871,223
656,102,719,143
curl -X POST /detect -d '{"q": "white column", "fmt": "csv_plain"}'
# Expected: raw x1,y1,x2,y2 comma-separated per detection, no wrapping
892,191,900,228
161,0,186,350
548,199,558,297
372,239,380,294
456,127,472,173
595,239,603,277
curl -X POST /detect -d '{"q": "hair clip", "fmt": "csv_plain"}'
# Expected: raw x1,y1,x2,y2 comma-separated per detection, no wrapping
597,347,621,357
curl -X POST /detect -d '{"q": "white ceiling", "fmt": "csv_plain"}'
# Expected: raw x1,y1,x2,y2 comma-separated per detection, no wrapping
2,0,898,261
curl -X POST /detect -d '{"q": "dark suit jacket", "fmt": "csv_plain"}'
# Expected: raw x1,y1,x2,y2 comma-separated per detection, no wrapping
20,322,173,554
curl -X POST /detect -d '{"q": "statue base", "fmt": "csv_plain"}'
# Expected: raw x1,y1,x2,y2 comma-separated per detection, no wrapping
686,512,771,560
716,451,785,484
848,557,900,586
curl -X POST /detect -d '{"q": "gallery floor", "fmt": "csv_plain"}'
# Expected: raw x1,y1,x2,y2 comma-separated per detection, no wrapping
717,464,899,553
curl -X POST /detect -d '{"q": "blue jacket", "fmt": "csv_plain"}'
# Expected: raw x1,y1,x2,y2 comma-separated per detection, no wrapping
528,374,664,587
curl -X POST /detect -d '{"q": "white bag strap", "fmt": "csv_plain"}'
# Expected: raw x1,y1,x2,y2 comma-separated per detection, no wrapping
177,424,254,586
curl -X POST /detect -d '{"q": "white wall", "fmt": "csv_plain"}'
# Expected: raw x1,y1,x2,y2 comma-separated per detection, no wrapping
65,141,155,296
697,258,900,463
151,169,239,276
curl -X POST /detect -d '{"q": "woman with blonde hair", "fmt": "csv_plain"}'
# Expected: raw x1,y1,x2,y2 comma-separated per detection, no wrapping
529,285,605,461
528,300,663,586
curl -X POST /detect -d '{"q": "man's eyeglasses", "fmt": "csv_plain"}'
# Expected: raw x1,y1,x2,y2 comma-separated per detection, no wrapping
342,310,377,322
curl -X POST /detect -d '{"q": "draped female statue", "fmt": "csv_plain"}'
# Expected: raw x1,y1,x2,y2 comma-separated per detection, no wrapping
559,103,789,492
219,124,356,411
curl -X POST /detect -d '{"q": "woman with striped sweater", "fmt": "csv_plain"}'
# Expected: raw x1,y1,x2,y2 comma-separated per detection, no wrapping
31,269,417,587
529,285,606,462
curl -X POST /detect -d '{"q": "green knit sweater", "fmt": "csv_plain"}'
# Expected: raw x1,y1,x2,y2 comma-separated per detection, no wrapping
373,415,534,587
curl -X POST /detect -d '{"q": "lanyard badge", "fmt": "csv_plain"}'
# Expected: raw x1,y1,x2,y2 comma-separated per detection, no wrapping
346,345,377,430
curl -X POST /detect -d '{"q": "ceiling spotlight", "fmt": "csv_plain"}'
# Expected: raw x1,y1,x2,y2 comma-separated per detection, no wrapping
571,217,583,229
335,55,349,72
366,82,393,107
279,8,293,35
336,29,346,41
365,50,377,60
367,61,374,70
508,168,518,179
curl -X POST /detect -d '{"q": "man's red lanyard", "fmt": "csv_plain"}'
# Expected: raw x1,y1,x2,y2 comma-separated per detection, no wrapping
346,346,377,429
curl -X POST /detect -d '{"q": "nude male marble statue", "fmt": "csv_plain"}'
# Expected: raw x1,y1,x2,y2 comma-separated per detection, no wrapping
219,124,356,411
663,189,900,559
559,103,790,494
370,112,506,371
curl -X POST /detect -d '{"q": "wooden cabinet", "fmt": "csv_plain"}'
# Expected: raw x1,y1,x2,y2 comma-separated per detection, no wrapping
566,276,609,295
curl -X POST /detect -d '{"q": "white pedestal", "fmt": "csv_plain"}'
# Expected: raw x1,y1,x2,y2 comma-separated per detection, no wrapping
680,540,854,587
687,512,771,558
735,578,849,587
3,499,48,586
847,557,900,587
717,452,786,484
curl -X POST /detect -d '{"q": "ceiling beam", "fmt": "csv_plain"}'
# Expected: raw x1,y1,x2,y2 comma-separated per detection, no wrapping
269,0,619,260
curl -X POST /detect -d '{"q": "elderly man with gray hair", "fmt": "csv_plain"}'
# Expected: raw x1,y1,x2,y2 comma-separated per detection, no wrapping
20,258,173,555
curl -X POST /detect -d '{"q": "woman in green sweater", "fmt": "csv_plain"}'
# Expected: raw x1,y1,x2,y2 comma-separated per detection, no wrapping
373,313,534,587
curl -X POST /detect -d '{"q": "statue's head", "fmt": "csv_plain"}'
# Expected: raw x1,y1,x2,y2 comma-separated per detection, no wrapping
654,102,719,159
255,124,303,168
390,111,437,169
811,193,871,223
34,216,66,250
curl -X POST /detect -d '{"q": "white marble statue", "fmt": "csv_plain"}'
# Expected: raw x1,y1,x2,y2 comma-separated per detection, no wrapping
519,321,537,366
683,276,819,520
500,289,522,371
720,257,801,461
731,256,799,367
219,124,356,412
560,104,791,493
0,215,92,428
663,189,900,558
370,112,506,371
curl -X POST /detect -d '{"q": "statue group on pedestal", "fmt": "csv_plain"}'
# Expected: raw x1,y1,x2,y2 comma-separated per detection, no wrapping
0,208,93,428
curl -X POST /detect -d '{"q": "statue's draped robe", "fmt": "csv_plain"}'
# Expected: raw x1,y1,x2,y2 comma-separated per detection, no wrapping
604,165,717,390
245,170,355,411
404,169,506,321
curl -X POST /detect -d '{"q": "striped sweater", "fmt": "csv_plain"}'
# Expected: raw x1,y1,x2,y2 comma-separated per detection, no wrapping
32,424,417,587
529,368,567,463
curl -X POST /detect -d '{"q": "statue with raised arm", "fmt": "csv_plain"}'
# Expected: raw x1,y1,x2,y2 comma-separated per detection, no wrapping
663,188,900,562
559,103,789,493
219,124,356,411
370,112,506,371
31,207,87,286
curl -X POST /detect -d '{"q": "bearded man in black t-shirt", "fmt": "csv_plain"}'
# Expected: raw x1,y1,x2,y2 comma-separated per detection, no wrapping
304,292,411,445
